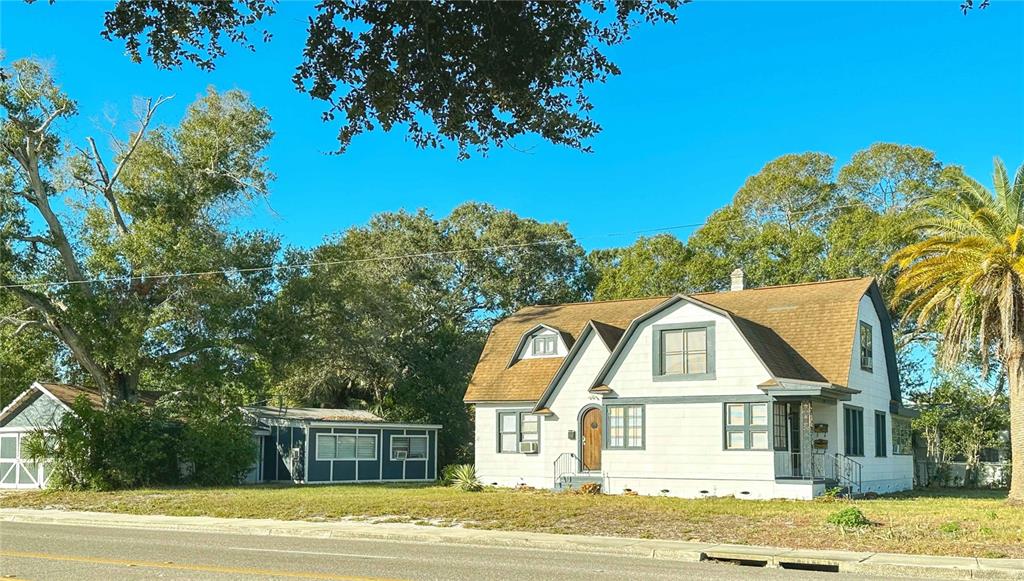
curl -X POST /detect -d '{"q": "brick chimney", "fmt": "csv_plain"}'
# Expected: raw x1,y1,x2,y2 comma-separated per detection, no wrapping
730,268,745,291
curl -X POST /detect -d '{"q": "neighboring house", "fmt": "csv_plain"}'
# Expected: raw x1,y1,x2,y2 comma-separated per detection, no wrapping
244,406,441,485
0,382,160,489
465,273,916,500
0,382,441,489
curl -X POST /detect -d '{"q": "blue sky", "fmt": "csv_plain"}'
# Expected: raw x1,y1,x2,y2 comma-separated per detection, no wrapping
3,1,1023,252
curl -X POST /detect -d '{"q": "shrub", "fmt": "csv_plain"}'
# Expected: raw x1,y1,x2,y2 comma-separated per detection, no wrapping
826,506,870,528
23,397,177,490
23,393,257,490
445,464,482,492
439,463,461,485
817,487,845,503
178,408,257,486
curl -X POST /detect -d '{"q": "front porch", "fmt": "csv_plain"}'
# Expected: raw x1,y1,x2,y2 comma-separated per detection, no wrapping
769,396,862,494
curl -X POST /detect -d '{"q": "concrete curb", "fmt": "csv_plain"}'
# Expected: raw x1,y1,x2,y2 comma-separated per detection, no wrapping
2,508,1022,579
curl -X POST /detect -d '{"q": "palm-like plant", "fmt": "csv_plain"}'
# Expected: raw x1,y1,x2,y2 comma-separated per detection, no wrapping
890,158,1023,502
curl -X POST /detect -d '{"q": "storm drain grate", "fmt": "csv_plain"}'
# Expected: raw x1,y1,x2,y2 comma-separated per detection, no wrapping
703,556,769,568
779,562,840,573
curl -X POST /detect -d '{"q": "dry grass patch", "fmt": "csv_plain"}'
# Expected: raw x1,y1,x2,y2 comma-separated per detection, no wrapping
2,486,1021,558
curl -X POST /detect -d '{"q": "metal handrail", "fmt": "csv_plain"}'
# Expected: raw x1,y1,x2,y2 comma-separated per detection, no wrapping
832,453,863,495
553,452,581,487
774,451,862,495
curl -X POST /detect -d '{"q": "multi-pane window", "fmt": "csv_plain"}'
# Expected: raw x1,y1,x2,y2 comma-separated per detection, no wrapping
607,405,644,449
660,327,708,376
497,412,540,453
772,403,789,450
532,334,557,356
844,406,864,456
860,321,873,372
893,418,913,455
316,434,377,461
724,402,769,450
498,412,518,453
391,435,428,460
874,412,887,457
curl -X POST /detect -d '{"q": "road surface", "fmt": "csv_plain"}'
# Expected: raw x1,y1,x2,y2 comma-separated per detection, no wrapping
0,521,931,580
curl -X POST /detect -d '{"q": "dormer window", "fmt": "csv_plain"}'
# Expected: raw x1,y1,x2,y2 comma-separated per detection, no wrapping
531,334,557,356
652,322,716,380
859,321,873,372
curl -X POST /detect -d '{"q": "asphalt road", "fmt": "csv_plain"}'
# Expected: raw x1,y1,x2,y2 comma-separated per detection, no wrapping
0,521,932,581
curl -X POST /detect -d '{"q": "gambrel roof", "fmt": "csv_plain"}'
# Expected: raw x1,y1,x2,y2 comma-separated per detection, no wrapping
464,277,899,404
464,296,669,402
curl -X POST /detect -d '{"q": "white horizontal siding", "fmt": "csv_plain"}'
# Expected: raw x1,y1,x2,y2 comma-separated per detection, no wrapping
603,300,772,398
474,292,911,499
838,296,913,494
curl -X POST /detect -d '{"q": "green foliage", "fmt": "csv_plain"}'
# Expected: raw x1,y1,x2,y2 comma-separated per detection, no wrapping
0,296,60,409
170,393,258,486
939,521,961,534
272,202,592,465
1,59,281,405
445,464,482,492
22,394,256,490
590,234,692,300
890,158,1024,373
911,370,1009,472
81,1,684,158
23,397,177,490
592,144,955,304
817,486,846,503
826,506,870,528
100,1,275,70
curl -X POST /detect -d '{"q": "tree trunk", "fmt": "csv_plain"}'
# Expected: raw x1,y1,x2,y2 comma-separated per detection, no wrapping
108,369,140,406
1007,340,1024,503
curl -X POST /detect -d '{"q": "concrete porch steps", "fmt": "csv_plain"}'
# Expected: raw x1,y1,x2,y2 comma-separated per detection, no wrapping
555,473,604,491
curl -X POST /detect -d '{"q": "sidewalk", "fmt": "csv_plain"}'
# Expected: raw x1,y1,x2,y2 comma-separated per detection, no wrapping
2,508,1022,579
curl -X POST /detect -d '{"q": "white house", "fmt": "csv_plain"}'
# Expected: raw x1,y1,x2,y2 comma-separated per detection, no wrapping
464,273,916,500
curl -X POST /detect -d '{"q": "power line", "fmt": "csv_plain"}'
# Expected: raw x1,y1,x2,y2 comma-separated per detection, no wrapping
0,239,574,290
0,200,882,290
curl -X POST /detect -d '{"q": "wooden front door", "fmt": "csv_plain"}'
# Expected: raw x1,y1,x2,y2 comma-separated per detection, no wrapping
581,407,602,471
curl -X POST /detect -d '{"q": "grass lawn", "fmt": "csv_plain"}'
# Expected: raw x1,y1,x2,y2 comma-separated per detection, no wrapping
3,485,1022,559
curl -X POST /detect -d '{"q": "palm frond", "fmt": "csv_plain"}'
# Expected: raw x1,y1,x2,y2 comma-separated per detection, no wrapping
894,158,1024,371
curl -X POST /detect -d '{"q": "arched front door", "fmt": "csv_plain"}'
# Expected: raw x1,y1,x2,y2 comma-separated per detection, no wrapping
581,407,602,471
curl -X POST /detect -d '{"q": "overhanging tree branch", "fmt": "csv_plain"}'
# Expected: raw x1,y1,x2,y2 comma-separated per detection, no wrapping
1,276,111,396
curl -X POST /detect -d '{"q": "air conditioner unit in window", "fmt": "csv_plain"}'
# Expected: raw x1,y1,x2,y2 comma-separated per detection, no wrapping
394,450,408,460
519,442,538,454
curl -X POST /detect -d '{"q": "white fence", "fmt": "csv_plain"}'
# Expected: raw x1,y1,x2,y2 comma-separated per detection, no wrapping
915,461,1010,488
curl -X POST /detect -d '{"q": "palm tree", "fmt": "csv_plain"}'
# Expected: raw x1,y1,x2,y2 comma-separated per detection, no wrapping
891,158,1023,502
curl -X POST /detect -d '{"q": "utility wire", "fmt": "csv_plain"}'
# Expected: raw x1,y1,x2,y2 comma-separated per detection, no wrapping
0,239,573,290
0,200,879,291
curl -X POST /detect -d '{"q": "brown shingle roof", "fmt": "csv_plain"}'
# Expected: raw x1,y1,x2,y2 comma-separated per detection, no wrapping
693,277,873,386
464,297,669,402
465,277,877,403
36,383,162,409
0,383,162,426
38,383,105,410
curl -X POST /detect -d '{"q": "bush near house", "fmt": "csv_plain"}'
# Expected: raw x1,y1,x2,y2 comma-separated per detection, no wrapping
23,396,255,490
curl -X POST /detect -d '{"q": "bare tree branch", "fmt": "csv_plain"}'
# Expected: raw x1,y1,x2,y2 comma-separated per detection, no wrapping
33,103,68,137
84,95,172,237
